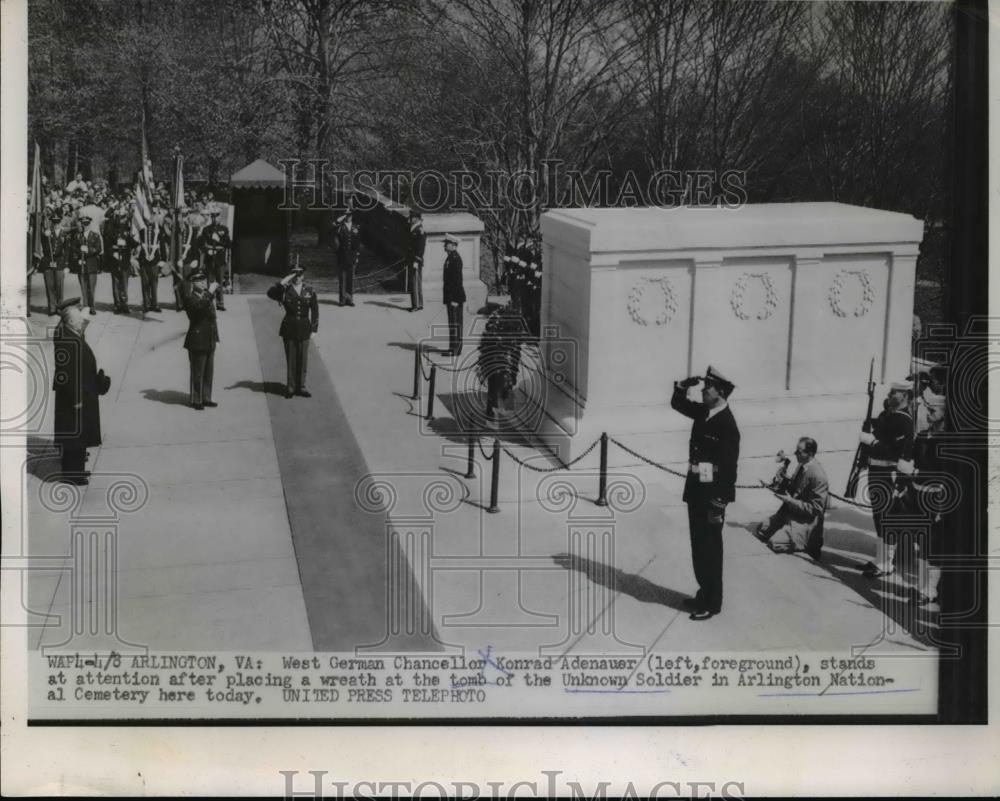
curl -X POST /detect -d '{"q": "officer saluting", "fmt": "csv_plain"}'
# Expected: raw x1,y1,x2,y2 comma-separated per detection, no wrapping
406,210,426,312
197,203,231,311
858,378,915,577
671,366,740,620
180,267,220,410
266,264,319,398
334,208,360,307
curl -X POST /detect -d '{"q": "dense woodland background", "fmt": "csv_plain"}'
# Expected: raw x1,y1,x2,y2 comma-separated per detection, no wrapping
28,0,954,318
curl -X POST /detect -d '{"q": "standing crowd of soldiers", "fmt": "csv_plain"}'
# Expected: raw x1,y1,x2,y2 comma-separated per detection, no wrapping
27,173,231,318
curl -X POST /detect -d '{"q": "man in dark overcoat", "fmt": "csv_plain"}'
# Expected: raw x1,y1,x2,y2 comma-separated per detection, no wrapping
52,298,109,483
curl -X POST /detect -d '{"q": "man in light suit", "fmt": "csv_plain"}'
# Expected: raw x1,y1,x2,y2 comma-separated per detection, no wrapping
753,437,830,560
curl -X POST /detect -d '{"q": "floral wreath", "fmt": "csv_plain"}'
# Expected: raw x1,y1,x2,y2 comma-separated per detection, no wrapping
627,277,677,326
828,268,875,318
731,272,778,320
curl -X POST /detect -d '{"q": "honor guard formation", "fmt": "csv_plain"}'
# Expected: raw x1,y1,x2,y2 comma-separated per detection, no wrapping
29,174,949,623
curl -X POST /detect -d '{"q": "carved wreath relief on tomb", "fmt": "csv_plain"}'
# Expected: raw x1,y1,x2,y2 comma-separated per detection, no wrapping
627,276,678,326
730,272,778,321
828,268,875,318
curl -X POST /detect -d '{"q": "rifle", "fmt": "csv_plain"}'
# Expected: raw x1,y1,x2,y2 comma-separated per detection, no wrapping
845,357,876,497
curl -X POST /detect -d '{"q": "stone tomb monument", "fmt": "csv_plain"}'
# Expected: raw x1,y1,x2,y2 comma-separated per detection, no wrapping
533,203,924,460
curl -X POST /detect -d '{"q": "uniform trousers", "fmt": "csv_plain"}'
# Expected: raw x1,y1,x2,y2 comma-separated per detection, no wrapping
408,262,423,309
204,256,226,308
78,271,98,311
139,262,160,310
42,269,64,313
283,338,309,393
687,500,725,613
868,465,899,547
339,257,355,305
110,260,130,309
446,303,464,355
188,349,214,405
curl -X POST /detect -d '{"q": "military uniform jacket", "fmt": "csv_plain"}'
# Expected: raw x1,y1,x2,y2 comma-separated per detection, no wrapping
52,327,102,449
137,224,164,265
108,224,138,266
336,222,361,264
78,229,103,274
181,284,219,351
197,223,231,266
266,282,319,341
671,385,741,504
407,226,427,266
443,251,466,305
898,430,947,515
869,409,914,465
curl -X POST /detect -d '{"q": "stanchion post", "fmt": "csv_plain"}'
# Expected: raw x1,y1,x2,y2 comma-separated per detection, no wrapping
412,345,421,400
595,432,609,506
487,438,500,514
465,436,476,479
425,365,437,421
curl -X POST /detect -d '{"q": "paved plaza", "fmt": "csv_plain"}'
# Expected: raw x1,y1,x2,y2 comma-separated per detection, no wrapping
21,276,939,662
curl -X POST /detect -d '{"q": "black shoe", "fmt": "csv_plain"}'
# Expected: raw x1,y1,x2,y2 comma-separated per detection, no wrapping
285,390,295,399
59,475,89,486
681,598,704,613
192,403,204,410
217,305,226,311
295,389,311,398
203,401,218,408
689,609,718,621
347,301,355,307
151,306,162,312
89,308,97,315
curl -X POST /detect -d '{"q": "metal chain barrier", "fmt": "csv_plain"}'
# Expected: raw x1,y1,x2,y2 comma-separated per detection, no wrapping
500,436,600,473
424,352,480,374
609,436,690,479
352,259,408,292
476,437,496,460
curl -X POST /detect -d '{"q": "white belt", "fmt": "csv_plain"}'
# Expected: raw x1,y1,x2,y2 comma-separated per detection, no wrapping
869,458,896,468
689,463,718,474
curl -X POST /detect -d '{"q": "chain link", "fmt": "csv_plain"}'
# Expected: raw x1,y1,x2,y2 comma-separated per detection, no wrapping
476,437,496,460
500,436,600,473
417,350,434,381
609,437,689,479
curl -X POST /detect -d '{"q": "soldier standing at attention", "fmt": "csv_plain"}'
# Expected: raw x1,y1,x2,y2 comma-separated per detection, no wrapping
76,211,103,315
335,209,360,307
442,234,466,357
671,366,740,621
267,264,319,398
108,205,137,314
197,203,231,311
179,268,219,410
137,206,165,313
406,210,426,311
858,379,915,577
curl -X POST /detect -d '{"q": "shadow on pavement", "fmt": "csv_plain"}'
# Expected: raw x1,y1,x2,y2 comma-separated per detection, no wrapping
552,552,691,612
225,380,288,397
25,436,62,482
364,299,410,311
141,388,191,406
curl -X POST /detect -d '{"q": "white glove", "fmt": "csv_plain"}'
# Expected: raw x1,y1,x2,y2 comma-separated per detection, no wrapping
896,458,916,476
859,431,875,446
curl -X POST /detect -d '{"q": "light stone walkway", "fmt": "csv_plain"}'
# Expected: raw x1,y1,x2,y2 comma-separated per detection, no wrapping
24,276,938,666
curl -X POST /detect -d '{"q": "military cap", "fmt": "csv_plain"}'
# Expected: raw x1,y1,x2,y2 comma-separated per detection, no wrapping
289,263,305,274
188,268,207,281
703,365,735,394
890,378,914,393
444,233,459,245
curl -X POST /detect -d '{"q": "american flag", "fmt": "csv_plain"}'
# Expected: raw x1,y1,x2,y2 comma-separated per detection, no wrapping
132,116,155,239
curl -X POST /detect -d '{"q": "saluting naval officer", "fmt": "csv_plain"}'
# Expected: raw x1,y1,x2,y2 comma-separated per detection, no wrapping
671,366,741,620
267,264,319,398
858,378,915,577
